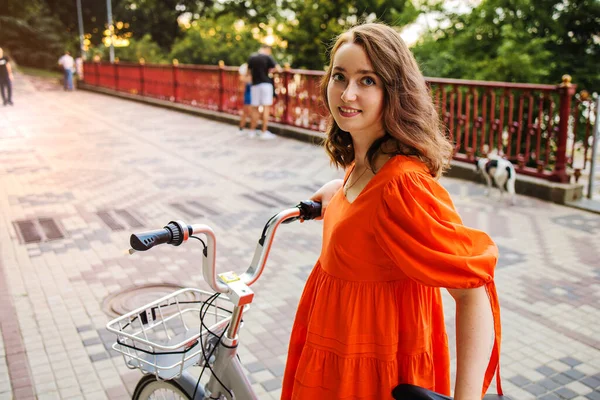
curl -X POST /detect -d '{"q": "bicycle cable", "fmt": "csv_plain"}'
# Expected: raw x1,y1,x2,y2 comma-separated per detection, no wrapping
259,213,278,244
190,235,207,248
193,291,233,399
189,235,234,399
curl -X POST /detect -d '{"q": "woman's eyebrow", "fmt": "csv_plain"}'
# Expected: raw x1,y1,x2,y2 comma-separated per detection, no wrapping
332,66,376,75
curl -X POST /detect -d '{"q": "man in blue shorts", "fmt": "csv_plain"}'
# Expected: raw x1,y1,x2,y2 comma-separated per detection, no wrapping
247,45,279,140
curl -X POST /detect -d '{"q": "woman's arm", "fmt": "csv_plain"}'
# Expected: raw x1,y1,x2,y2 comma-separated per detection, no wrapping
447,286,494,400
7,62,13,81
307,179,343,220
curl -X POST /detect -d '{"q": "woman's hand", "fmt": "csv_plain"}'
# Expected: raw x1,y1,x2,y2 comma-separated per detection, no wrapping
308,179,343,220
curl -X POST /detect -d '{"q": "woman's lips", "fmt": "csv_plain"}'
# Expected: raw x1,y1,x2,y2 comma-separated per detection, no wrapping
338,107,362,118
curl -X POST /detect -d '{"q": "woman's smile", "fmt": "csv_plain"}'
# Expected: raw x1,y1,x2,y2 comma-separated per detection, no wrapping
338,106,362,117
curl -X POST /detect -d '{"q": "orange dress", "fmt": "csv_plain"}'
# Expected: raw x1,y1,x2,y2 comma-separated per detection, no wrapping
281,156,502,399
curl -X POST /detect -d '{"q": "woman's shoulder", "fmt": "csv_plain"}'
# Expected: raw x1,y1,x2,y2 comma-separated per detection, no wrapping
380,155,431,182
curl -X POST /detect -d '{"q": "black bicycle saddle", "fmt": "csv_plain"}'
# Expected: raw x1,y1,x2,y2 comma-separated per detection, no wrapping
392,383,510,399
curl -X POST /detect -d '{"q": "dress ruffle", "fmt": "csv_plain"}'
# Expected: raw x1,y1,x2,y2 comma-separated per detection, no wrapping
283,265,447,400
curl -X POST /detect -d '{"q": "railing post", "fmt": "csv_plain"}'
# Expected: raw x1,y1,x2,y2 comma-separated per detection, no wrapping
218,60,225,112
172,59,179,102
94,59,100,86
283,63,290,124
551,75,577,183
114,57,119,91
139,58,145,96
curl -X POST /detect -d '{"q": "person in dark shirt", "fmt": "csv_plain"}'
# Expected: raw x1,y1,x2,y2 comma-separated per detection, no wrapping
0,48,14,106
246,44,280,140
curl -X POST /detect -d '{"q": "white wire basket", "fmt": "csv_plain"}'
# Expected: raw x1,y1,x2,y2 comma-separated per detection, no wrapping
106,288,236,380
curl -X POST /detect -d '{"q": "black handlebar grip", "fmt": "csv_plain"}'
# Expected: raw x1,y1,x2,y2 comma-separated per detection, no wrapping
297,200,322,220
130,228,173,251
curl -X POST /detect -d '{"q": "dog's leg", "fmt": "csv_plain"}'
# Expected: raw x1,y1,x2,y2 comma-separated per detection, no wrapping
497,176,506,199
483,174,492,196
506,175,516,205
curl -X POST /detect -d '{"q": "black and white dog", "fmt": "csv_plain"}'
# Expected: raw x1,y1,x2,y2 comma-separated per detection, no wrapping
474,156,516,205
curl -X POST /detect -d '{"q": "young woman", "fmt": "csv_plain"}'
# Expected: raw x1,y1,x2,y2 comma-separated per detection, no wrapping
281,23,502,400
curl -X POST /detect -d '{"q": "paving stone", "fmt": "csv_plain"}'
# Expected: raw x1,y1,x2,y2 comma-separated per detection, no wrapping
585,391,600,400
261,378,283,392
523,383,549,396
537,365,559,377
245,361,267,373
580,376,600,389
561,357,585,367
539,377,563,391
555,387,580,399
509,374,533,387
539,394,563,400
553,373,577,385
564,369,587,380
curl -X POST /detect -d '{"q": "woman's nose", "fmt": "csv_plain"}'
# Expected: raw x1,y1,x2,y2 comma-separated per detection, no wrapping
341,82,358,103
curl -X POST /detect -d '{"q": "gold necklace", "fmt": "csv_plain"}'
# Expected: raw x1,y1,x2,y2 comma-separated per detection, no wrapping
344,166,369,196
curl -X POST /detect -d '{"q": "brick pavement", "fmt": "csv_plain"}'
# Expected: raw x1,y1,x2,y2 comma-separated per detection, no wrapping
0,75,599,400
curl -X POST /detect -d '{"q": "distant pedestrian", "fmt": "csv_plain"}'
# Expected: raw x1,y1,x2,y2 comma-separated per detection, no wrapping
75,56,84,81
237,63,253,135
58,51,75,91
0,48,14,106
247,44,280,140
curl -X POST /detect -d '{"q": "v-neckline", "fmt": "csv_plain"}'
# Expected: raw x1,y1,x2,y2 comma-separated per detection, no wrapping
342,156,397,205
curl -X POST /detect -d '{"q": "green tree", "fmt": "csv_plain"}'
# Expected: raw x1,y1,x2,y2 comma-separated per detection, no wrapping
115,0,217,51
45,0,115,47
412,0,599,90
113,34,167,63
170,15,261,66
0,0,69,69
280,0,421,69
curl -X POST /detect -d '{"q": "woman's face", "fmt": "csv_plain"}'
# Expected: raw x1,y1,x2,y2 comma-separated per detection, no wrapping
327,42,385,141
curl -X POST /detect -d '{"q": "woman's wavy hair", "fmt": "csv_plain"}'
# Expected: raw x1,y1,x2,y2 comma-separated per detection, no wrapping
321,23,453,178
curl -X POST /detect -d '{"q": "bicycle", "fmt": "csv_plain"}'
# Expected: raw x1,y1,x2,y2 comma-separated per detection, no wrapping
106,200,510,400
106,200,321,400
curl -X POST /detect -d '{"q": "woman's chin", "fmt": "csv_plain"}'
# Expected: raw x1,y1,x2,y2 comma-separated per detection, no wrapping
333,119,354,133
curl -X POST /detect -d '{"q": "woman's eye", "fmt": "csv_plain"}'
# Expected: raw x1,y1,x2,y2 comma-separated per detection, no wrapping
362,77,376,86
332,73,344,82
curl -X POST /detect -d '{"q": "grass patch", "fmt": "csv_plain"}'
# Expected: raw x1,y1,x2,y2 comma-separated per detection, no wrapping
18,66,62,79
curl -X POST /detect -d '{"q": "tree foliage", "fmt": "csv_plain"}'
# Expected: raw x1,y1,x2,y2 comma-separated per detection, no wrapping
412,0,600,90
110,33,167,63
279,0,421,69
0,0,69,69
169,15,261,65
114,0,216,50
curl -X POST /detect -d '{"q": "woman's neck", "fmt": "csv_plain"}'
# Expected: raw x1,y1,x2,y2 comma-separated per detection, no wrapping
352,131,387,171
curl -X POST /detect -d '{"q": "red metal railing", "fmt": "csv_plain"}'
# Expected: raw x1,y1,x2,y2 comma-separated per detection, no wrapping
571,91,597,172
83,61,594,183
427,77,580,182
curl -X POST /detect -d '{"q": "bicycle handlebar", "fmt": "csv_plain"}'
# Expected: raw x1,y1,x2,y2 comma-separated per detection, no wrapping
128,200,322,293
130,221,187,251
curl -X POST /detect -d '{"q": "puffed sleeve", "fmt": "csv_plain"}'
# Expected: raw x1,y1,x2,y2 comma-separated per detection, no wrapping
373,171,498,288
374,170,504,396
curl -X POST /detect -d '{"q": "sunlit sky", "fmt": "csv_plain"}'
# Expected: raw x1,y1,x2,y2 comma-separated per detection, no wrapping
400,0,480,46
